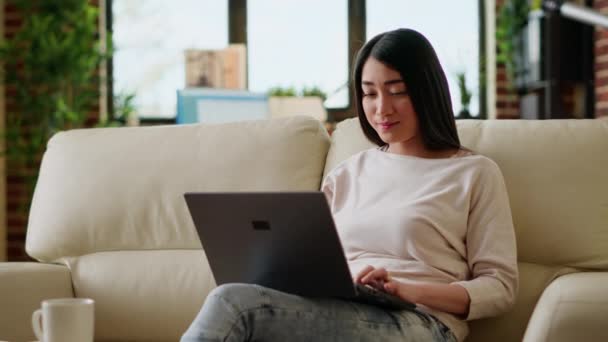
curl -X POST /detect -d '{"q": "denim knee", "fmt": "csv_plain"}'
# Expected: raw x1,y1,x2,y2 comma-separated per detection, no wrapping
206,283,265,314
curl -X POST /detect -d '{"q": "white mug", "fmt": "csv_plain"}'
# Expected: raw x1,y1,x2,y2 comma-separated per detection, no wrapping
31,298,95,342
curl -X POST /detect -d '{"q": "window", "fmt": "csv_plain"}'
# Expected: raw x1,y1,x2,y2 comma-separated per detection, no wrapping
367,0,480,117
247,0,349,109
111,1,481,119
112,0,228,119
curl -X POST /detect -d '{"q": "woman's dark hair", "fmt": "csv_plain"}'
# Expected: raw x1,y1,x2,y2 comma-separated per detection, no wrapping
353,28,461,150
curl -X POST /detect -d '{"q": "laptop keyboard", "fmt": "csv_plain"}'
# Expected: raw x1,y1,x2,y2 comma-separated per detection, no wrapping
353,283,416,310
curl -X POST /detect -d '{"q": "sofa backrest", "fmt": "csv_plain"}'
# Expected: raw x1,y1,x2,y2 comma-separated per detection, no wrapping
325,118,608,270
26,116,331,262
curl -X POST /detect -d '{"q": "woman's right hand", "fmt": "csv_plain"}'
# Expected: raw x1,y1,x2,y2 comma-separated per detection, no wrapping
354,265,390,290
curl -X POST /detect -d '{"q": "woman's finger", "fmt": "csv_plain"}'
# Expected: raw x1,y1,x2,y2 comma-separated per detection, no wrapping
360,267,388,285
383,280,399,295
355,265,375,283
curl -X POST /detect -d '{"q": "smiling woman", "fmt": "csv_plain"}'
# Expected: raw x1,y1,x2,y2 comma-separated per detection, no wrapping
360,58,420,151
354,29,462,156
180,28,517,342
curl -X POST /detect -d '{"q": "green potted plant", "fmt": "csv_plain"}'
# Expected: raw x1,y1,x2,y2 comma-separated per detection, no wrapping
456,72,473,119
496,0,528,85
0,0,112,201
495,0,542,86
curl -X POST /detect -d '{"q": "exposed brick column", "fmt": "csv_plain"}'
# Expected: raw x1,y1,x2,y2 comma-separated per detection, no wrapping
495,0,521,119
0,0,5,261
495,67,521,119
595,0,608,118
3,1,102,261
3,0,31,261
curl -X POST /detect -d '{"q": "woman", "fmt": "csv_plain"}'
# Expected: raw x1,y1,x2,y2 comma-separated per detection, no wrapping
181,28,518,342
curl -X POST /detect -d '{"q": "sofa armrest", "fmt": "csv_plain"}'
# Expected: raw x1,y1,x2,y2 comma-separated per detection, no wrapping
0,262,73,342
523,272,608,342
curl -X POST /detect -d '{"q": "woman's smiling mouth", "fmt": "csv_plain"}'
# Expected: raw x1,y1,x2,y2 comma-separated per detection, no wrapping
378,122,399,130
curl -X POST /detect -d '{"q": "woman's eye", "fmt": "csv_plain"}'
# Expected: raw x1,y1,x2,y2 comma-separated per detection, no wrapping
390,91,408,96
363,93,376,97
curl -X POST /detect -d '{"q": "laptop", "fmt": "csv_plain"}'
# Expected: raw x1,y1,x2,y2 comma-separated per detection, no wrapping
184,191,415,311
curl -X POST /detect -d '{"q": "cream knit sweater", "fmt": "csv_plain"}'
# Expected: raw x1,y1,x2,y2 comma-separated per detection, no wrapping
322,148,518,342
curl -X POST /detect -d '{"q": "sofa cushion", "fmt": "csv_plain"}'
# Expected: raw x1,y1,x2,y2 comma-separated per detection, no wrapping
325,118,608,270
63,250,214,341
62,255,570,342
0,263,74,342
466,262,573,342
522,272,608,342
27,116,330,262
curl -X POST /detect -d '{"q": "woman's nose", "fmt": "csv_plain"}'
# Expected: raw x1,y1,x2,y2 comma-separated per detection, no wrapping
376,95,393,116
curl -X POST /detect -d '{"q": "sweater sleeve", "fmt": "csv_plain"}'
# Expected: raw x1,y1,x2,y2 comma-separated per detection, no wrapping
321,172,335,211
453,161,519,320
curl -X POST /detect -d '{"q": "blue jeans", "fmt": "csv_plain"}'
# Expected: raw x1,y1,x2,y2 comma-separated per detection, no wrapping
181,283,456,342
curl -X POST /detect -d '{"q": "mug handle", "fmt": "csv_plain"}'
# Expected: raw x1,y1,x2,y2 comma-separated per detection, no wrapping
31,309,43,341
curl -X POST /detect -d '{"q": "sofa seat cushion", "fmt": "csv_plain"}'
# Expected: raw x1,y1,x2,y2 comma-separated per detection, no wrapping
63,252,574,342
0,263,74,342
63,250,215,341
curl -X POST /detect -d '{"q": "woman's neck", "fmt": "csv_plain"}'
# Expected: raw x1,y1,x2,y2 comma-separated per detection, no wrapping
386,141,459,159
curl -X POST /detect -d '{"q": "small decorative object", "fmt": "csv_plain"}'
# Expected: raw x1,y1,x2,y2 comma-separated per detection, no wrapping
267,86,328,121
184,44,247,90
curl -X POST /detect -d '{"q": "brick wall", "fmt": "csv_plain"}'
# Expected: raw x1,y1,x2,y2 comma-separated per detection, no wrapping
0,0,4,261
595,0,608,117
496,0,608,119
3,1,101,261
4,1,30,261
495,0,521,119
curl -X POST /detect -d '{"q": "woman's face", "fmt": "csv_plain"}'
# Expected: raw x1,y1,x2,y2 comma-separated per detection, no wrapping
361,57,420,149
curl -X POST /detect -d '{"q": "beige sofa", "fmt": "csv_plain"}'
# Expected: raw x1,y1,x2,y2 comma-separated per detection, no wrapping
1,116,607,342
